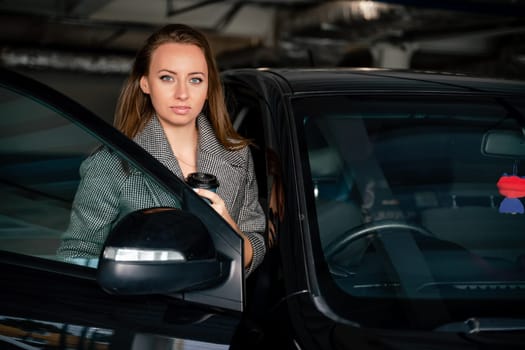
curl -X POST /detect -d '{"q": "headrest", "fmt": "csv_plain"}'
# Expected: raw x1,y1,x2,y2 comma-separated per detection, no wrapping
309,147,343,179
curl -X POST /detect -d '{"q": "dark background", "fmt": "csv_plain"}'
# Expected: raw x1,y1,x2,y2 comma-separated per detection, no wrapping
1,0,524,123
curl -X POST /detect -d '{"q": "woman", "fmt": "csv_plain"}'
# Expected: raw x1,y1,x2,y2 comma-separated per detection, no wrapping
57,24,266,274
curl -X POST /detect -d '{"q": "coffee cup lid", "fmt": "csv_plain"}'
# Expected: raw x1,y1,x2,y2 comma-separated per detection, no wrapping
185,172,219,189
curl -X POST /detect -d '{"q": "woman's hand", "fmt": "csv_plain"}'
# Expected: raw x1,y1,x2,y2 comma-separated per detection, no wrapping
195,188,233,223
195,188,254,268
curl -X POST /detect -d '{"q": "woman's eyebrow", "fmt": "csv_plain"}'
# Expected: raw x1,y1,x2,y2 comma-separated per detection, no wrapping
157,69,176,75
157,69,206,75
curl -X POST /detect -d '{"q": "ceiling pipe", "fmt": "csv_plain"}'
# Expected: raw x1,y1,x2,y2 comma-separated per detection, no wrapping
0,47,133,74
282,1,407,38
166,0,222,17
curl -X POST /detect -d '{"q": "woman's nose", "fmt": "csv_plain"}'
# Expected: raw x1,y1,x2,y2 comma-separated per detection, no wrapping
175,82,188,100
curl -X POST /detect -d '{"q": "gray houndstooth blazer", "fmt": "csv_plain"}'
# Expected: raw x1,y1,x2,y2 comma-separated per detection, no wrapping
57,114,267,275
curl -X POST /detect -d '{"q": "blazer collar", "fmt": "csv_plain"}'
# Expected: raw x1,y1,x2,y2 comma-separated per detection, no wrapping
196,114,245,169
133,114,245,178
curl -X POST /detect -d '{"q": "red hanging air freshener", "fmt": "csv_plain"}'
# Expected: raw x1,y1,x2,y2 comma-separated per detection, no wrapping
497,174,525,214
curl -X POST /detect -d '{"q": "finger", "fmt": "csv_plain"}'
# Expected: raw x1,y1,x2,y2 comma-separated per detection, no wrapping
195,188,220,204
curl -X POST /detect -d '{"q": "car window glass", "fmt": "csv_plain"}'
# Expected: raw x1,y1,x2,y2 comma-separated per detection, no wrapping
224,82,287,249
0,84,181,268
297,95,525,305
225,87,268,205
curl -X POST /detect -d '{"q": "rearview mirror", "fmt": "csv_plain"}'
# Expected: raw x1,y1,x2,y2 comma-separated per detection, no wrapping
481,130,525,159
97,208,226,295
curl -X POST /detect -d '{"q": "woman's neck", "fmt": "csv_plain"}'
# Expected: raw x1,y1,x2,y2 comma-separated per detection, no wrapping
162,121,199,177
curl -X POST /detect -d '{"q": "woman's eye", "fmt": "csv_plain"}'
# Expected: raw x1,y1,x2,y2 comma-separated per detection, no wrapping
160,75,173,82
190,77,203,84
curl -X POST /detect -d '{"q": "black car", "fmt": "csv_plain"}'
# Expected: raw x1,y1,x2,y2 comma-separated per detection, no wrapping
1,66,525,349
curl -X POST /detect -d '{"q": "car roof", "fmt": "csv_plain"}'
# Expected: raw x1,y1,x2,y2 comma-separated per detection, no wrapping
250,68,525,96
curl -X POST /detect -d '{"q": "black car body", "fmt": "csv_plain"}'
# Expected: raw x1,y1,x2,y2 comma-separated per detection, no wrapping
1,67,525,349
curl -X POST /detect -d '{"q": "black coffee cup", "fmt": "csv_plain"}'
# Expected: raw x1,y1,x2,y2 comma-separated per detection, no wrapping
185,172,219,193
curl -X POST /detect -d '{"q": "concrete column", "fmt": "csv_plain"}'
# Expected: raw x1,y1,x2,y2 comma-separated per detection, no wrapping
371,42,419,69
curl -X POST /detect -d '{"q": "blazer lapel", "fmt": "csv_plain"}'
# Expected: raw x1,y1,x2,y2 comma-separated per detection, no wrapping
197,115,245,207
132,114,245,209
133,116,184,179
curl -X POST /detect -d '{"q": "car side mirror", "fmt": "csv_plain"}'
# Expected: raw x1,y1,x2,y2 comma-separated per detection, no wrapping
97,207,226,295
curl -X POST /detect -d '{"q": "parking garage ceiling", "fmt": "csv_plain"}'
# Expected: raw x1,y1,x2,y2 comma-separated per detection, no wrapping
1,0,524,77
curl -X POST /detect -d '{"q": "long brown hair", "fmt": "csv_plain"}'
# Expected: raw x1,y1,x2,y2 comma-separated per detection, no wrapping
114,23,249,150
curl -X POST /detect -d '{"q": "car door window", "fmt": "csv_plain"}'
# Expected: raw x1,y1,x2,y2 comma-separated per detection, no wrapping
0,82,180,267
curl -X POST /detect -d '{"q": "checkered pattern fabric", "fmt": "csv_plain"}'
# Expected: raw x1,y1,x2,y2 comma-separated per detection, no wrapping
57,114,266,275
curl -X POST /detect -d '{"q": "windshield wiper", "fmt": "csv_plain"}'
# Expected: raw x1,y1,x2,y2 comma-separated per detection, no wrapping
436,317,525,334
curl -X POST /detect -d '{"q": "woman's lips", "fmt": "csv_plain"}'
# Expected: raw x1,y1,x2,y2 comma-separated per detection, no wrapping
171,106,191,115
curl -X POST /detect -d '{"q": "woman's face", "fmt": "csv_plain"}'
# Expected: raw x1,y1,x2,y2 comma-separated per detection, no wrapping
140,42,208,129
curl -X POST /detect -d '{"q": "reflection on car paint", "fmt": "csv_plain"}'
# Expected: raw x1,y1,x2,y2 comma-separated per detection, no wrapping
0,316,231,350
0,316,112,349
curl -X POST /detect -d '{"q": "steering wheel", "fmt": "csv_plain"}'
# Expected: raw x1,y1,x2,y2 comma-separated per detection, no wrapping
324,220,434,259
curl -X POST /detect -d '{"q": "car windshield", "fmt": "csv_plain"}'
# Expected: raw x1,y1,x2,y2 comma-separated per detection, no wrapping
297,94,525,327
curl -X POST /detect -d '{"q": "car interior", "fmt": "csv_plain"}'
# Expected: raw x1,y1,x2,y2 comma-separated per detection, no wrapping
302,99,525,299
